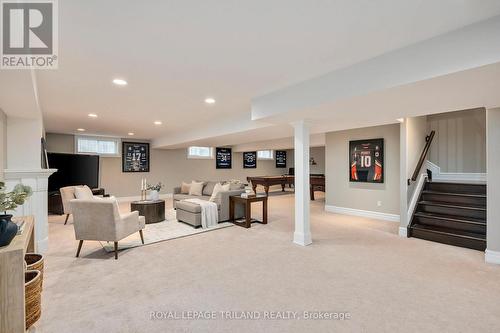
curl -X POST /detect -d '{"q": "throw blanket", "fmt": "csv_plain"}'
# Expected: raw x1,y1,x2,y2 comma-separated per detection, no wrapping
183,199,218,229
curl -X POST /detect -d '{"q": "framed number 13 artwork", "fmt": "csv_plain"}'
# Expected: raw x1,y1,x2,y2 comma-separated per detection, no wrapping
349,138,384,183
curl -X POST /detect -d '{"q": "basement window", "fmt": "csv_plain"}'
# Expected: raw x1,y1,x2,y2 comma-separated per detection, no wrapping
76,136,120,156
257,150,274,160
187,146,214,159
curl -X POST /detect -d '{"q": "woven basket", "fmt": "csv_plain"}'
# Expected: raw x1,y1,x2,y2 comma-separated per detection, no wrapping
25,270,42,329
25,253,44,287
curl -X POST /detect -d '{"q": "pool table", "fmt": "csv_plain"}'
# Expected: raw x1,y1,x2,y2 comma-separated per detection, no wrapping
246,175,325,200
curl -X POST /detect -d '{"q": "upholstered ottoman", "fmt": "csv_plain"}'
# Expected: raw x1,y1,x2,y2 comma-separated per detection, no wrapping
175,200,219,228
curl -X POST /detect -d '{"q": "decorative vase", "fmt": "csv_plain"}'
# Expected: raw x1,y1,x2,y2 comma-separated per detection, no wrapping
148,190,159,201
0,214,18,247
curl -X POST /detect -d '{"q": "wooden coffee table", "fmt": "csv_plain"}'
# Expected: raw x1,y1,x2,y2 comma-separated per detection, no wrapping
130,200,165,224
229,195,268,228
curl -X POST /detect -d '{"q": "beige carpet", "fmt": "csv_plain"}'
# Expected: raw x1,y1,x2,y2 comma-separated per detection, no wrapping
100,209,233,252
35,192,500,333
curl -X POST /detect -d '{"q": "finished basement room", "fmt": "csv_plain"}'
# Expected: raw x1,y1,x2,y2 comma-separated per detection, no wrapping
1,2,500,332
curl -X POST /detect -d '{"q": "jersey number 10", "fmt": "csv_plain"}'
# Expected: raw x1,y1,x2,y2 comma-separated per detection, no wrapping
361,155,371,168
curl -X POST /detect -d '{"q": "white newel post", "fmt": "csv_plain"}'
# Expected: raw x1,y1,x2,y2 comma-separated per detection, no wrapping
292,120,312,246
4,169,57,254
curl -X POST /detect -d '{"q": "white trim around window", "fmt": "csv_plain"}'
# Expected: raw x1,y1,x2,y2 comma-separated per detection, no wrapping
257,150,274,160
75,135,121,157
187,146,214,159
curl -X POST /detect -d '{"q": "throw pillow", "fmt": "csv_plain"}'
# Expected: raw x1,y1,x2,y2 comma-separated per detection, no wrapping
202,181,218,196
180,182,191,194
210,183,230,202
228,179,244,190
74,185,94,200
189,181,204,196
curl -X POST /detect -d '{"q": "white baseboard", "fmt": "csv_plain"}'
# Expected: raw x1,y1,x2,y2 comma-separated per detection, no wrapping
485,249,500,265
398,227,408,237
425,161,486,182
325,205,400,223
116,193,173,203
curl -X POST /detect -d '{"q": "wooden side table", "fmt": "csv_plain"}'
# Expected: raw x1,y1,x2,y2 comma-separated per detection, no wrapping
229,194,268,228
130,200,165,224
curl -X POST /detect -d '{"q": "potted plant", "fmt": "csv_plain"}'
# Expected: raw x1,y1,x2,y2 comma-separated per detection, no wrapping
0,182,33,247
146,182,163,201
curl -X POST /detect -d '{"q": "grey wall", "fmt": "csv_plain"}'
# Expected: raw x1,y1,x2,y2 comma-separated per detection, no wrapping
325,124,400,215
428,109,486,173
487,108,500,253
45,133,293,197
0,109,6,180
45,133,74,154
287,146,325,174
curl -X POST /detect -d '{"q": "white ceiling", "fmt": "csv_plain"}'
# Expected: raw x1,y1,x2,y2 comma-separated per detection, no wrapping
32,0,500,147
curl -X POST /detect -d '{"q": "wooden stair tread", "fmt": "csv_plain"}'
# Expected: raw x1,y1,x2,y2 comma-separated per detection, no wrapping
422,190,486,198
418,201,486,211
427,181,486,186
411,224,486,241
413,212,486,225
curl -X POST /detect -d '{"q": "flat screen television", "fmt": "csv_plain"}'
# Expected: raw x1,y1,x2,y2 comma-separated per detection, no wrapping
47,153,99,193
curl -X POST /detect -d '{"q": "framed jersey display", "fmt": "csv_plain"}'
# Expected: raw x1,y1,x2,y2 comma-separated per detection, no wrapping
349,139,384,183
216,147,232,169
275,150,287,168
122,142,150,172
243,151,257,168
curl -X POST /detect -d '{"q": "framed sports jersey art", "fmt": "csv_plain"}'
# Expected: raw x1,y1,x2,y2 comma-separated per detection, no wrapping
349,138,384,183
122,142,150,172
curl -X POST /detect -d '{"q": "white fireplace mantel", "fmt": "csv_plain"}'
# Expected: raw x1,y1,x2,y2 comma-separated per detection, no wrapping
4,168,57,253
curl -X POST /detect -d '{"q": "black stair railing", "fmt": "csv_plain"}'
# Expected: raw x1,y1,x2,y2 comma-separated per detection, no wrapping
410,130,435,183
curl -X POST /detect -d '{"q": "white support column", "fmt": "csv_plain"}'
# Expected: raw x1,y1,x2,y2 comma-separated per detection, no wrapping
292,120,312,246
486,108,500,264
399,118,409,237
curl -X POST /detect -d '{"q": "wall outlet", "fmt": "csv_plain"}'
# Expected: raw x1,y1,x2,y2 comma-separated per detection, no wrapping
377,201,382,207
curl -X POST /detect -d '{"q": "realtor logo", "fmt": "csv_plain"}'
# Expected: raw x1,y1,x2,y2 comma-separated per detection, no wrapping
1,0,58,69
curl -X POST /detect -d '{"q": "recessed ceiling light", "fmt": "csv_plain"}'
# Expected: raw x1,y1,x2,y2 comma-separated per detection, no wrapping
112,78,127,86
77,128,85,132
205,98,216,104
396,118,404,123
128,132,135,136
88,113,98,118
154,121,162,125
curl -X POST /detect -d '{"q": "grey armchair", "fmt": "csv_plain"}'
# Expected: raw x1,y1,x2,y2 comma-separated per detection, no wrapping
70,199,146,259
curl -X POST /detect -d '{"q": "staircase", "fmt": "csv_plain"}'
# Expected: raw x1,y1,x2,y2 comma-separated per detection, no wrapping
408,181,487,251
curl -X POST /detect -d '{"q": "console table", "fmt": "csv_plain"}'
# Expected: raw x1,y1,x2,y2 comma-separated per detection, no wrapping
0,216,35,333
